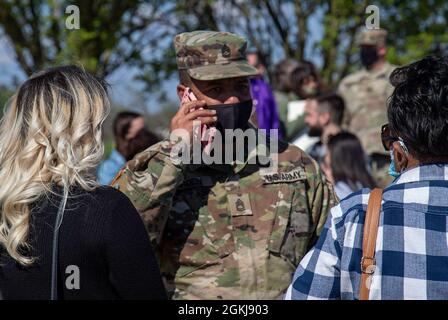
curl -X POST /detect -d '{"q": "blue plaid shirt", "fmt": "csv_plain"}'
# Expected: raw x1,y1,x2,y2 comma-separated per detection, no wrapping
286,164,448,300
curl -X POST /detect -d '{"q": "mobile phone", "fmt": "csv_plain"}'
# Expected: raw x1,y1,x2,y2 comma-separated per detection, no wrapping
181,87,197,104
181,87,216,154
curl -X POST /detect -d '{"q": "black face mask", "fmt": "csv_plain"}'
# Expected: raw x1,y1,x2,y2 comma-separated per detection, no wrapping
207,100,253,133
360,46,379,68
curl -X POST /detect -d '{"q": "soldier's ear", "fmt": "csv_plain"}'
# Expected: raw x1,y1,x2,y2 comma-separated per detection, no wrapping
177,84,186,101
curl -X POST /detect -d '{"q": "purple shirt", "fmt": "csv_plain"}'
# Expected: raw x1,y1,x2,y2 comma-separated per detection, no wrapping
250,77,282,139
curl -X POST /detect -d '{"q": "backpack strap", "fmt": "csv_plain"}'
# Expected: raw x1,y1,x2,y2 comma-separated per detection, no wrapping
360,188,383,300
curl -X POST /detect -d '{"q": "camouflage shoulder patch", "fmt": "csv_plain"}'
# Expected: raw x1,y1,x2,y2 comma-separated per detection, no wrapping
277,143,317,169
276,143,302,164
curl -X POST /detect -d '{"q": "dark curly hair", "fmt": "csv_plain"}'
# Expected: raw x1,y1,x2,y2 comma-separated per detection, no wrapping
388,55,448,160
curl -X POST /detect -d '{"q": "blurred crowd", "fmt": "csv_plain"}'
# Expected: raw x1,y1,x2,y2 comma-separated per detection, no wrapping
245,28,394,198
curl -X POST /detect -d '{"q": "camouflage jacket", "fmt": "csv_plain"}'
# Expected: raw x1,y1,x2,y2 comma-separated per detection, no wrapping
112,133,337,300
338,62,396,155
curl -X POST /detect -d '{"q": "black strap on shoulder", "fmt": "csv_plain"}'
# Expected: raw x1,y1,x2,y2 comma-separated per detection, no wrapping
50,198,65,300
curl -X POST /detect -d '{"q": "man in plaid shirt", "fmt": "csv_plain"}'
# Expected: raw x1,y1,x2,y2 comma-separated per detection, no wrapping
286,55,448,300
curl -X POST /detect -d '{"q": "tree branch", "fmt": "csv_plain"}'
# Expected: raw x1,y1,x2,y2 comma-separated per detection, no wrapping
263,0,294,57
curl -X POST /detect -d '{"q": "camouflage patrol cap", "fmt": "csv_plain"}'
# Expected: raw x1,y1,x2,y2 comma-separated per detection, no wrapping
357,28,388,46
173,30,259,81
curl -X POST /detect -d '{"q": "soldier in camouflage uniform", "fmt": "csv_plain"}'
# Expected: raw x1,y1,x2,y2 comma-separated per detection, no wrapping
338,28,397,187
111,31,337,300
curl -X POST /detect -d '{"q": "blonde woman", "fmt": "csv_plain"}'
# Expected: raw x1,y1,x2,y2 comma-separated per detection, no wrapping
0,66,166,300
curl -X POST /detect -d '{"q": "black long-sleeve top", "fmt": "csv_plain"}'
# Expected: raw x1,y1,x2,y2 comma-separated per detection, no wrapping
0,186,167,300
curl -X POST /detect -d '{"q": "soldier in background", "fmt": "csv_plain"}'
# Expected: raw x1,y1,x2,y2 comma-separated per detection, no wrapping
273,59,300,141
112,30,336,300
338,28,397,187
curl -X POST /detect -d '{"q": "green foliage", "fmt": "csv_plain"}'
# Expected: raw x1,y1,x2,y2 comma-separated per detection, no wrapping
0,0,169,77
0,86,14,115
102,136,114,160
379,0,448,66
0,0,446,109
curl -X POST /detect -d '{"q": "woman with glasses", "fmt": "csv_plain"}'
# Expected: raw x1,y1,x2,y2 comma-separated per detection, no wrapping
286,55,448,300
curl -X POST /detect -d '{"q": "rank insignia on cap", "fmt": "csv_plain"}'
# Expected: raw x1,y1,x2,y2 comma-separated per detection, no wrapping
173,30,259,81
222,44,231,58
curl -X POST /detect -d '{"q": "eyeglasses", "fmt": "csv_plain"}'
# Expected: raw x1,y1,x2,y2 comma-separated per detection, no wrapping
381,124,409,154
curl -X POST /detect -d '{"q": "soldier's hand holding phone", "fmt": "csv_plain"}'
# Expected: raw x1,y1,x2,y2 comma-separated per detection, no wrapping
170,88,217,144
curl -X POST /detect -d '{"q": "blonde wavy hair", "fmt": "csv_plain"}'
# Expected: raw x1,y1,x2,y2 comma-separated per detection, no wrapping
0,65,110,266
